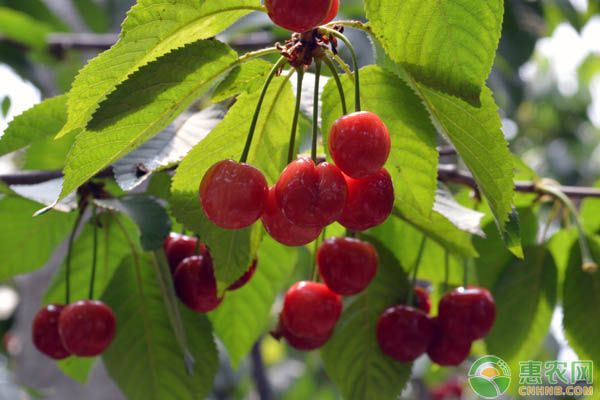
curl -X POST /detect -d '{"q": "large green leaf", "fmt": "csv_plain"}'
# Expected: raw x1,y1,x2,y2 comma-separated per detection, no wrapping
59,40,238,200
0,196,75,281
209,236,298,367
365,0,503,105
212,59,272,102
321,236,412,400
0,7,51,49
0,0,69,32
170,75,295,288
57,0,262,138
101,253,218,400
73,0,108,33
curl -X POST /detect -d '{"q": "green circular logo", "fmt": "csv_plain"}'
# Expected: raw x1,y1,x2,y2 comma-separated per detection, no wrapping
468,355,511,399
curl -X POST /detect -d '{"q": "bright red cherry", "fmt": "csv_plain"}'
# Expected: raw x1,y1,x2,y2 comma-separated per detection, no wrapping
164,234,208,274
328,111,391,179
317,236,378,295
174,255,223,312
320,0,339,25
227,258,258,291
427,317,472,366
413,287,431,314
58,300,116,357
376,304,434,362
276,158,347,228
281,281,342,339
199,159,268,230
261,185,322,246
32,304,70,360
265,0,335,32
438,286,496,341
337,169,394,231
272,317,333,351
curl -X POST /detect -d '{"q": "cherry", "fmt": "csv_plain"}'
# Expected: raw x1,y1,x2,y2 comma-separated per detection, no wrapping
281,281,342,339
430,379,464,400
163,232,181,251
317,236,378,295
164,234,208,273
173,255,223,312
265,0,335,32
337,168,394,231
376,304,434,362
272,317,332,351
320,0,339,25
199,159,268,230
328,111,391,179
32,304,70,360
276,158,347,228
438,286,496,341
227,258,258,291
261,185,322,246
427,317,472,366
58,300,116,357
413,287,431,314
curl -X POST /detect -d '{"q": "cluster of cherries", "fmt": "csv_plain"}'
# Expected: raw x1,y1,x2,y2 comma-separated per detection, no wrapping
32,300,116,360
376,286,496,366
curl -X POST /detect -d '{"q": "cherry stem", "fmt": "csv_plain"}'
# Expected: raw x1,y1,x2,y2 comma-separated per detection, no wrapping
319,27,360,112
322,55,347,115
239,56,288,164
444,250,449,292
541,200,561,243
311,60,322,163
88,205,99,299
310,229,327,282
463,259,468,288
65,207,86,304
195,234,201,256
407,236,426,307
287,67,305,163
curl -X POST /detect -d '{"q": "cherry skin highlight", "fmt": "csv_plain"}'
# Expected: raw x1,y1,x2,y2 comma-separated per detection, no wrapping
427,317,472,366
328,111,391,179
413,287,432,314
317,236,378,295
376,304,434,362
163,232,181,252
58,300,116,357
227,258,258,291
164,234,208,274
276,158,347,229
438,286,496,341
265,0,334,32
320,0,339,25
32,304,70,360
337,168,394,231
261,185,322,246
281,281,342,339
199,159,268,230
173,255,223,313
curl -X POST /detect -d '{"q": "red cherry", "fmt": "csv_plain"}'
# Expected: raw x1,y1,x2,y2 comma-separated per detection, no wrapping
320,0,339,25
337,169,394,231
438,286,496,341
276,158,347,228
199,159,268,229
227,258,258,291
281,281,342,339
173,255,223,312
328,111,391,179
58,300,116,357
163,232,181,251
272,317,332,351
427,317,472,366
261,185,322,246
265,0,334,32
413,287,431,314
164,234,208,274
32,304,70,360
430,379,464,400
376,304,434,362
317,237,378,295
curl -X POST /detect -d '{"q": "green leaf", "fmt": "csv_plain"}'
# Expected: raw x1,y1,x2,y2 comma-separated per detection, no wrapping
0,0,69,32
0,95,67,157
101,253,218,400
321,236,412,400
56,357,96,385
0,7,51,50
365,0,503,105
0,196,75,281
170,75,295,287
209,236,298,367
1,95,10,118
73,0,108,33
59,40,238,200
23,134,75,170
212,59,273,102
57,0,262,138
501,206,523,258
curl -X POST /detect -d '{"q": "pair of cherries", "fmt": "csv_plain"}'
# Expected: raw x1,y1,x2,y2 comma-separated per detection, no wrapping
33,300,116,360
265,0,339,33
164,233,257,313
376,286,496,366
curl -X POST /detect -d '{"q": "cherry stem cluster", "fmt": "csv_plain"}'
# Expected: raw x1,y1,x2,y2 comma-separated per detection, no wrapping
88,205,99,299
407,236,427,307
288,67,305,163
311,61,322,163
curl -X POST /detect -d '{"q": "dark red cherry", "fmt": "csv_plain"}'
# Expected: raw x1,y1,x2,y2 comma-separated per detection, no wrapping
276,158,347,228
320,0,339,25
281,281,342,339
413,287,431,314
58,300,116,357
261,185,322,246
32,304,70,360
165,234,208,274
427,317,472,366
317,236,378,295
227,258,258,291
328,111,391,179
272,317,332,351
173,255,223,312
438,286,496,341
376,304,434,362
199,159,268,229
338,168,394,231
163,232,181,251
265,0,334,32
